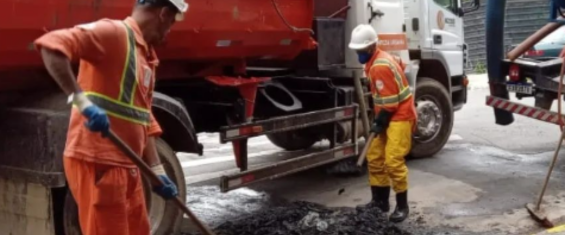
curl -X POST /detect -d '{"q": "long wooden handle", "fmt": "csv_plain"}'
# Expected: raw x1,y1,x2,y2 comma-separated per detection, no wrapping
356,133,376,166
535,127,565,210
106,130,216,235
353,70,371,140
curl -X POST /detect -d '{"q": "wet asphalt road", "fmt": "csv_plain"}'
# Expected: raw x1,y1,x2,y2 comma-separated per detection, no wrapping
179,77,565,235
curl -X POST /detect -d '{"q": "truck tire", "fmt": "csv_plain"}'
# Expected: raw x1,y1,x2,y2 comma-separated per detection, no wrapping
146,138,187,235
409,77,454,158
63,192,81,235
266,130,318,151
62,138,186,235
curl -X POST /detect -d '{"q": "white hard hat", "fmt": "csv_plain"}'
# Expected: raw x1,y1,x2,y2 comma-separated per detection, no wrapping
168,0,189,21
139,0,189,21
348,24,378,50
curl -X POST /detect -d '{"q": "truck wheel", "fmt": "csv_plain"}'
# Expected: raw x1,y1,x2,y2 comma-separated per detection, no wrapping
410,77,454,158
62,138,186,235
266,130,318,151
63,191,81,235
145,138,187,235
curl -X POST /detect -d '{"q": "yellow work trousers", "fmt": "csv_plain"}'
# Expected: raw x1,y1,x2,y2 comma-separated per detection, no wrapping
366,120,412,193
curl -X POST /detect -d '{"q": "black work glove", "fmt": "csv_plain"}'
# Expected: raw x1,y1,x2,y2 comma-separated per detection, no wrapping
371,121,385,134
376,110,393,127
371,110,393,134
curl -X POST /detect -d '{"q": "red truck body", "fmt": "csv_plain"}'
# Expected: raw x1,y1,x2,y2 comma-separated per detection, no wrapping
0,0,333,89
0,1,360,234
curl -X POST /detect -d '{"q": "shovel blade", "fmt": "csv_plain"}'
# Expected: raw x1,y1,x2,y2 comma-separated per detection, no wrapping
526,203,554,228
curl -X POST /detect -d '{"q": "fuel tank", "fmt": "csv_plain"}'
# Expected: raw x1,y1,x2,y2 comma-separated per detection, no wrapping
0,0,314,70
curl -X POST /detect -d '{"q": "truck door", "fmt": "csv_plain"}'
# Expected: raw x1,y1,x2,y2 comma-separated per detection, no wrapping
428,0,464,77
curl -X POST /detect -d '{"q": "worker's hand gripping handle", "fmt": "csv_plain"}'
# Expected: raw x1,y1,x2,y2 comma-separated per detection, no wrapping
356,133,376,167
105,130,216,235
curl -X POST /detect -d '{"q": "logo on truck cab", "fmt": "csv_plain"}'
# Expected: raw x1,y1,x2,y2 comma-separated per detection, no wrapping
437,11,445,30
437,10,456,30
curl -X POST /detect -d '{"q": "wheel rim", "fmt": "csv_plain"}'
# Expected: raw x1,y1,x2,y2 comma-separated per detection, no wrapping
143,176,166,234
414,95,443,143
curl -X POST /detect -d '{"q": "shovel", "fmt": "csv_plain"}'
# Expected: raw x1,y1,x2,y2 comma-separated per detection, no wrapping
524,127,565,229
106,130,216,235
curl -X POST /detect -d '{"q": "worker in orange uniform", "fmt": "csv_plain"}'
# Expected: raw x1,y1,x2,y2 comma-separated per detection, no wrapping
33,0,189,234
349,24,417,223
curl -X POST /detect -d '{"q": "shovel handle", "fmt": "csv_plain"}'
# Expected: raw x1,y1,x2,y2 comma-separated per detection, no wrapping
106,130,216,235
356,133,376,166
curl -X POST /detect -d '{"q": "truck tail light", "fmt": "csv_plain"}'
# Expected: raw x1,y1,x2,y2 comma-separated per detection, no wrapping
509,64,520,82
525,50,544,56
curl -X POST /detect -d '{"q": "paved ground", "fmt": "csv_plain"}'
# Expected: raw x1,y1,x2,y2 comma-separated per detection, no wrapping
178,74,565,235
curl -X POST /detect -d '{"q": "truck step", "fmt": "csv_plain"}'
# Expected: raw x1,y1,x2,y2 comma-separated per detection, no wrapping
219,143,357,192
486,96,564,125
219,105,357,143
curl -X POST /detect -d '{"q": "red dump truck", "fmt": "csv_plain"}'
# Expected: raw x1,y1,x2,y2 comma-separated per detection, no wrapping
0,0,476,234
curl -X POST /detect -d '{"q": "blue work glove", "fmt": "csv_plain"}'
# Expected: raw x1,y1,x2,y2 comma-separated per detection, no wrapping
72,92,109,135
152,164,179,200
82,105,110,134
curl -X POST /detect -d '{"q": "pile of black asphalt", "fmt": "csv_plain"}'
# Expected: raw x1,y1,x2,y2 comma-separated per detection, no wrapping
191,201,417,235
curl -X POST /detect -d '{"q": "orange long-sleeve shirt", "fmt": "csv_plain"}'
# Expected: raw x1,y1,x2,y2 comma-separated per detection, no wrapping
364,49,417,122
34,17,162,167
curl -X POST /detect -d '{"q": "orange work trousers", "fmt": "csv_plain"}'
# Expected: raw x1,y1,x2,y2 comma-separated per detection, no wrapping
64,157,150,235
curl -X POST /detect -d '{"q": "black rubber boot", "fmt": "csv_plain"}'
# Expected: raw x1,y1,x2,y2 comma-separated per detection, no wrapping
390,191,409,223
369,186,390,213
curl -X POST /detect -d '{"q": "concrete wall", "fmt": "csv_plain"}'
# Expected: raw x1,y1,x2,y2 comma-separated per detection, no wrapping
463,0,550,73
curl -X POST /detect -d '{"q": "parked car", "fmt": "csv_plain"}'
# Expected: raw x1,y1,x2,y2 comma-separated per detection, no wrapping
522,25,565,59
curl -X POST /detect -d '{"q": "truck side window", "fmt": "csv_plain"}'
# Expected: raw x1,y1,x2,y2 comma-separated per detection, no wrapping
434,0,459,13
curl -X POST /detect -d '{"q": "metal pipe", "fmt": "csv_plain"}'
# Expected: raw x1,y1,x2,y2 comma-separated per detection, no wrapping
328,5,351,19
486,0,514,126
506,22,562,61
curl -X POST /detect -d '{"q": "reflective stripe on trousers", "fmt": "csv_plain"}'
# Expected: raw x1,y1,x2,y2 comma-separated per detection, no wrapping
84,22,151,126
366,121,412,193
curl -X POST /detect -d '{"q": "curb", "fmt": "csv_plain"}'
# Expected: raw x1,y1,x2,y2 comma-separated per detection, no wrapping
534,225,565,235
467,73,490,90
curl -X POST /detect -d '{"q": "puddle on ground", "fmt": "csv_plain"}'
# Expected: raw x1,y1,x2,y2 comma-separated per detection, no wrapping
186,186,276,228
444,143,550,162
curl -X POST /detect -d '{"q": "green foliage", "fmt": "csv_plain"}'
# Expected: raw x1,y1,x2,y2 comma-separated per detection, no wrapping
474,61,486,74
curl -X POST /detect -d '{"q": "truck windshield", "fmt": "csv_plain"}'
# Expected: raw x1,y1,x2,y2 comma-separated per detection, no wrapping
434,0,457,11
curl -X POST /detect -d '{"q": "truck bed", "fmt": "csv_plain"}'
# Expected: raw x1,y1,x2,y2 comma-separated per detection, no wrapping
1,0,314,71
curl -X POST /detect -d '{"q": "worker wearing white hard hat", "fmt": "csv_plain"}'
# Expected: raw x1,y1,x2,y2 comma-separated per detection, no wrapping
34,0,189,234
137,0,189,21
349,24,417,223
349,24,379,63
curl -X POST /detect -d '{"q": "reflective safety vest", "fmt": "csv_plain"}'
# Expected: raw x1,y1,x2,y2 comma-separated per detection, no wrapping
83,22,151,126
370,58,412,109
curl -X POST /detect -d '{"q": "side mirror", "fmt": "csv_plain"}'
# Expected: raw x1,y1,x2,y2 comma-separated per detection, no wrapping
458,7,465,17
463,0,480,14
